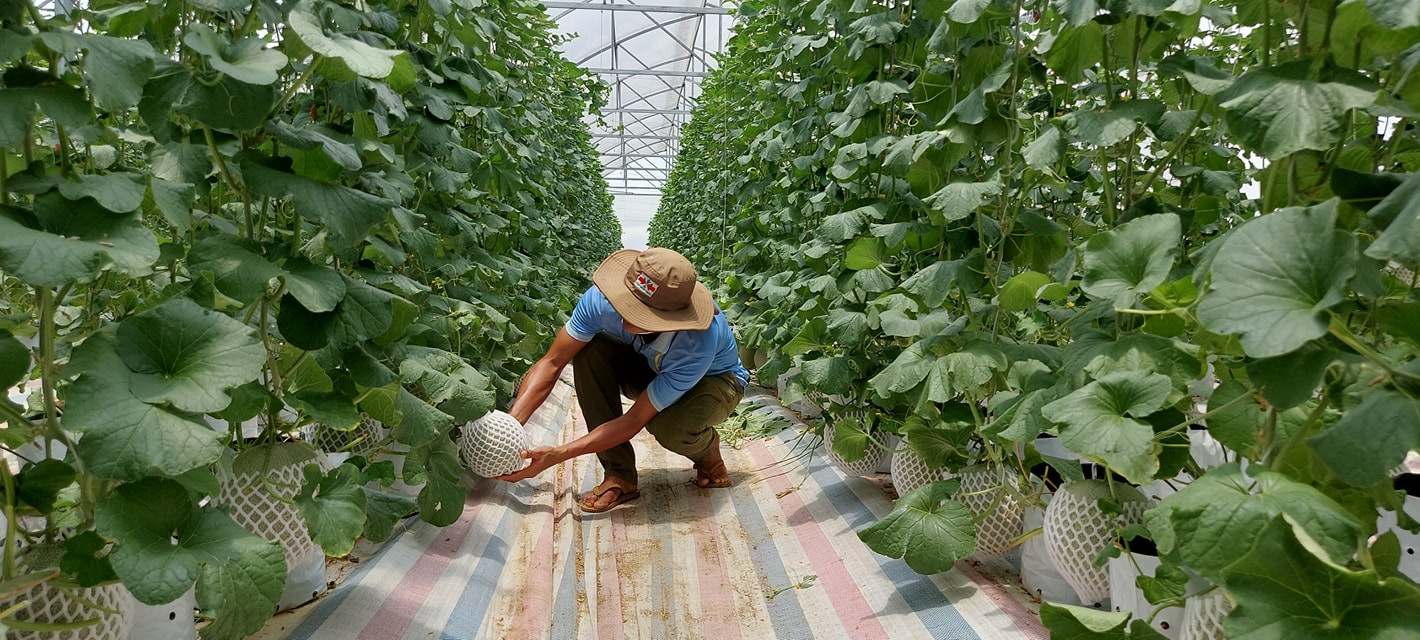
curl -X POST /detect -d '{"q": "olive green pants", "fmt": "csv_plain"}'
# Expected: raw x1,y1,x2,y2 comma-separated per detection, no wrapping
573,335,743,486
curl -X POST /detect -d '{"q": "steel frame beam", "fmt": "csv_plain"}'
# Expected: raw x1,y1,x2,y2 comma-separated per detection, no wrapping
543,2,732,15
585,68,708,78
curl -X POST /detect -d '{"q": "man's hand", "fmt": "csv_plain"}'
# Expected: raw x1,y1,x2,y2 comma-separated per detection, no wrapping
495,446,562,482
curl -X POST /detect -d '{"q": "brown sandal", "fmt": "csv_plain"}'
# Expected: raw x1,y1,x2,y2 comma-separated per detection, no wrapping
580,479,640,513
694,458,732,489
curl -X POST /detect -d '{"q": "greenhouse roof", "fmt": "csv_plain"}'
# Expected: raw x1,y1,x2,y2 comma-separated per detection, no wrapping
542,1,737,196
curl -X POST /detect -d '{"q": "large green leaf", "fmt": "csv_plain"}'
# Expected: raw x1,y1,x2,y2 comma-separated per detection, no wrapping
800,356,854,396
0,334,28,391
0,85,91,147
1056,0,1101,26
183,24,287,86
239,154,393,250
1366,0,1420,30
56,173,146,213
783,318,830,356
1309,391,1420,487
282,259,346,313
857,480,975,574
33,192,159,277
398,346,495,422
1039,602,1167,639
0,200,157,288
287,391,361,431
1144,464,1362,583
409,436,465,526
278,276,397,351
1204,380,1264,458
288,11,401,79
1042,371,1170,484
391,387,454,448
1060,100,1166,147
1081,213,1180,308
1222,518,1420,640
186,236,282,305
924,342,1007,402
96,478,285,640
362,488,417,543
924,179,1002,223
1216,62,1377,159
830,415,871,463
295,463,367,557
116,299,266,413
900,256,985,307
65,330,226,481
943,62,1011,125
1366,171,1420,265
267,120,362,173
1244,343,1339,410
37,32,155,111
818,202,884,242
869,340,935,396
1046,23,1104,83
999,271,1053,312
1198,200,1356,358
178,74,277,132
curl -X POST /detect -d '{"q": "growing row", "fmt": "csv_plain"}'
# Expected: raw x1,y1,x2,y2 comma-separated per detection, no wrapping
654,0,1420,637
0,0,617,638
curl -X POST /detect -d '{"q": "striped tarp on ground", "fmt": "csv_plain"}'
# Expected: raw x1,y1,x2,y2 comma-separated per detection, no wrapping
276,379,1046,640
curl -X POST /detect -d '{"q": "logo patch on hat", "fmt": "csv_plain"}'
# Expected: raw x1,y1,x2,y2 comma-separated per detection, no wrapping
634,273,659,297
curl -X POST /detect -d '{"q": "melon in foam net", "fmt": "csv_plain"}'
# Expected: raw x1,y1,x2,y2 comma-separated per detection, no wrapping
460,410,530,477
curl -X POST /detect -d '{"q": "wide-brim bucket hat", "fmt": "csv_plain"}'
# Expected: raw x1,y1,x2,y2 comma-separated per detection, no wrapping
591,248,715,332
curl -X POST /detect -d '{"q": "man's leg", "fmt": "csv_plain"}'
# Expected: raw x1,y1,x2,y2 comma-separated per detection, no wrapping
572,335,655,486
644,372,744,486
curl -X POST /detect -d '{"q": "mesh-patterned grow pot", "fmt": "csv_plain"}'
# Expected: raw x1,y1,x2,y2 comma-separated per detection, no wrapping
957,464,1025,562
1043,478,1151,607
302,416,387,458
822,411,892,478
1,542,133,640
1179,588,1233,640
219,443,328,612
889,440,954,495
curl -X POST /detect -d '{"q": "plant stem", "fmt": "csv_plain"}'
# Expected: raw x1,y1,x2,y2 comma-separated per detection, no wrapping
274,57,324,117
1134,107,1206,198
1,465,18,578
1329,316,1398,377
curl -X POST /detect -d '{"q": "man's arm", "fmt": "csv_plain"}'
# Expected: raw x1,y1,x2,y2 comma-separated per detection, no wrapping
496,389,659,482
508,327,586,425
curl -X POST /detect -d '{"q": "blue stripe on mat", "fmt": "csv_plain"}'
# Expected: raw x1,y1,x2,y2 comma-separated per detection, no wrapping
437,481,535,639
726,470,814,640
284,513,419,639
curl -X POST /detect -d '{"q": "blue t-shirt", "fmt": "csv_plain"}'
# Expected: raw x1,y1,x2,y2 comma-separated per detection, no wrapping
565,286,751,411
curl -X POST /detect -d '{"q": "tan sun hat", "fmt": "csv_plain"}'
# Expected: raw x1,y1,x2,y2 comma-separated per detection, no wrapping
591,248,715,332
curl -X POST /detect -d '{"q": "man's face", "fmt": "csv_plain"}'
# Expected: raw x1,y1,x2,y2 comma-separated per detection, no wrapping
622,319,654,335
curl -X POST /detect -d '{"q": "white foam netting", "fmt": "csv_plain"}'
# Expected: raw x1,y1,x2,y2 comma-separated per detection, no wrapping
3,581,131,640
460,410,529,478
957,465,1026,561
822,414,888,478
1043,481,1150,606
890,445,954,496
1180,588,1233,640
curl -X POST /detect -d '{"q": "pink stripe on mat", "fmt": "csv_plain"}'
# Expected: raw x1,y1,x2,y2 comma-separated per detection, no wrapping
506,497,557,638
687,490,743,640
956,560,1050,640
747,441,891,640
356,481,496,640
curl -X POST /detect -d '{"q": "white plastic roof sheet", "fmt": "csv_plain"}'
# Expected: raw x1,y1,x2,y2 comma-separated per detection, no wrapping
542,1,737,196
